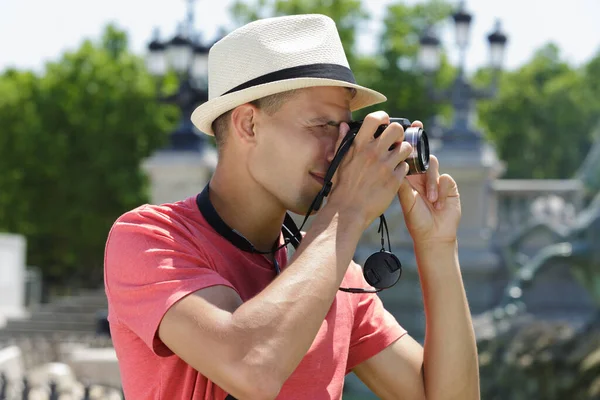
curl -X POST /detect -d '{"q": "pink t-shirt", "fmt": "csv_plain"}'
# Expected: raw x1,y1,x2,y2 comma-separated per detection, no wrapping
104,196,406,400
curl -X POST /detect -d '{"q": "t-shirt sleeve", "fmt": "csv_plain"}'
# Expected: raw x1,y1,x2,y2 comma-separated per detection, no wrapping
346,264,407,373
104,206,235,357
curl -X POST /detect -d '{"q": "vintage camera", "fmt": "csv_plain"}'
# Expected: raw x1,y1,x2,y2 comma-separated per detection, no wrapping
346,117,430,175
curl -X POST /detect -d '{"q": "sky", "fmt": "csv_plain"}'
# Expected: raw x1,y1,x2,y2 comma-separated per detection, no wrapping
1,0,600,75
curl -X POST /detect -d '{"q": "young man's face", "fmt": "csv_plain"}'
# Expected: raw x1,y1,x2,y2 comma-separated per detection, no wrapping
248,86,353,215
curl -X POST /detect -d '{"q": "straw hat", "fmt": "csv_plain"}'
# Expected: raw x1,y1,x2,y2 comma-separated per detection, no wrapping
191,14,387,136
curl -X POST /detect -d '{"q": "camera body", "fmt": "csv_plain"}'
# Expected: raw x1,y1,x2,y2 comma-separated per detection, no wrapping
347,117,430,175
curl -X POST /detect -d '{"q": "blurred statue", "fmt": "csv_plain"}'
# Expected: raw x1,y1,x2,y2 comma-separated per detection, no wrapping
493,123,600,322
575,122,600,200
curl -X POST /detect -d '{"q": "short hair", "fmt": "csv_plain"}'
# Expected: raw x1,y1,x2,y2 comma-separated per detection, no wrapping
211,90,300,150
211,87,356,151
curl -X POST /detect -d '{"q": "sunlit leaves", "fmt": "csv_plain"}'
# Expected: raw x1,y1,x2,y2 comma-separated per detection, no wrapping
0,24,176,289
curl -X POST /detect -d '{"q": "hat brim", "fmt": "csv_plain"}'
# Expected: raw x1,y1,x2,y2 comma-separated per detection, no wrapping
191,78,387,136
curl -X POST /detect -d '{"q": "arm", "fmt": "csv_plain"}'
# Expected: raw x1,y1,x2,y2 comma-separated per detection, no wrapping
354,117,479,399
159,113,414,400
158,205,363,400
417,240,479,399
353,332,426,400
354,241,478,400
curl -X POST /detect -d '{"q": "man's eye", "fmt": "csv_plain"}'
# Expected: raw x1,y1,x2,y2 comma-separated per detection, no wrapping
318,123,337,129
308,123,337,135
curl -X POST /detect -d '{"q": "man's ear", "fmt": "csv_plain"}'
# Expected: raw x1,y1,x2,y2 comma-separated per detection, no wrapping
230,104,258,144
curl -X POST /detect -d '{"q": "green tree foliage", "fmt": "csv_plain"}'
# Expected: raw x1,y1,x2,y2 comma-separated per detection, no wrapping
356,0,454,121
476,44,600,179
230,0,453,123
0,24,176,291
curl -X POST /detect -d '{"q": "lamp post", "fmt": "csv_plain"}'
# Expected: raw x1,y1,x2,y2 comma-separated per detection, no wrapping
418,1,508,148
146,0,212,151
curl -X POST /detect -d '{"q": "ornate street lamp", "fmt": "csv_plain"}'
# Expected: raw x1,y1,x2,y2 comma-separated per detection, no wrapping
452,3,473,49
487,20,509,71
146,1,213,151
418,1,508,148
418,26,441,74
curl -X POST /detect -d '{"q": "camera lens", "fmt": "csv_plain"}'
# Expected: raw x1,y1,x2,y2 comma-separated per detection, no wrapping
405,127,429,175
420,133,429,165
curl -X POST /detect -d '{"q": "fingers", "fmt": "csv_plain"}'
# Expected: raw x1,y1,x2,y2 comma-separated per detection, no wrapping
349,112,422,191
378,122,405,154
354,111,390,146
434,174,458,210
425,155,440,203
388,141,413,172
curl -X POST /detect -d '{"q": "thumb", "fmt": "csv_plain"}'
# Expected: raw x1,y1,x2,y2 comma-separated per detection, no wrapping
329,122,351,186
336,122,350,152
327,122,350,164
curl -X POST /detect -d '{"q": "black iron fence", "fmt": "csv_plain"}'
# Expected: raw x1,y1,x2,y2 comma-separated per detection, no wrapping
0,373,123,400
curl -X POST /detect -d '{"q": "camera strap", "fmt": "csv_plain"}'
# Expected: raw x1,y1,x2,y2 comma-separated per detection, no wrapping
308,123,360,212
197,184,303,254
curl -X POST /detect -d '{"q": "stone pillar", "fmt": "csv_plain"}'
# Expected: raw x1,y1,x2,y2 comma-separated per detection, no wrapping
142,147,218,205
436,142,505,248
0,233,27,325
354,140,508,341
0,346,24,382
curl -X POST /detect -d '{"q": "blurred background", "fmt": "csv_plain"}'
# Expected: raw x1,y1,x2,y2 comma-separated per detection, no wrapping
0,0,599,399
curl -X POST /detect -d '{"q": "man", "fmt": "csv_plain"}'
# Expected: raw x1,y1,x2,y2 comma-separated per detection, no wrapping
104,14,479,400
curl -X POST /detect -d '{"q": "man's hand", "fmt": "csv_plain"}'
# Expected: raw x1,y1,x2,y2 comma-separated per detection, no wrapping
328,111,414,231
397,120,461,243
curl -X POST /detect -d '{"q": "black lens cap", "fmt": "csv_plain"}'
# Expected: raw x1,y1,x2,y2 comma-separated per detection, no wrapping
363,251,402,289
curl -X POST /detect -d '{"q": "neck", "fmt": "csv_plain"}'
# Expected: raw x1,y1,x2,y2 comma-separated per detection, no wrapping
208,163,286,252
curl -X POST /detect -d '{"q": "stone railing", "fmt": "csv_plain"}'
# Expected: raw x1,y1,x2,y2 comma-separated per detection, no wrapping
0,333,113,372
490,179,585,244
0,334,120,399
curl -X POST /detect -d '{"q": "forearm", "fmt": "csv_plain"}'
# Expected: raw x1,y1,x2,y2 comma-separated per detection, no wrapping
230,203,364,387
415,241,480,400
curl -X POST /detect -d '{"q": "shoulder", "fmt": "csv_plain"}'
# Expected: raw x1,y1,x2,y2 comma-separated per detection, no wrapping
113,198,195,229
105,197,214,265
109,198,200,241
104,197,225,294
